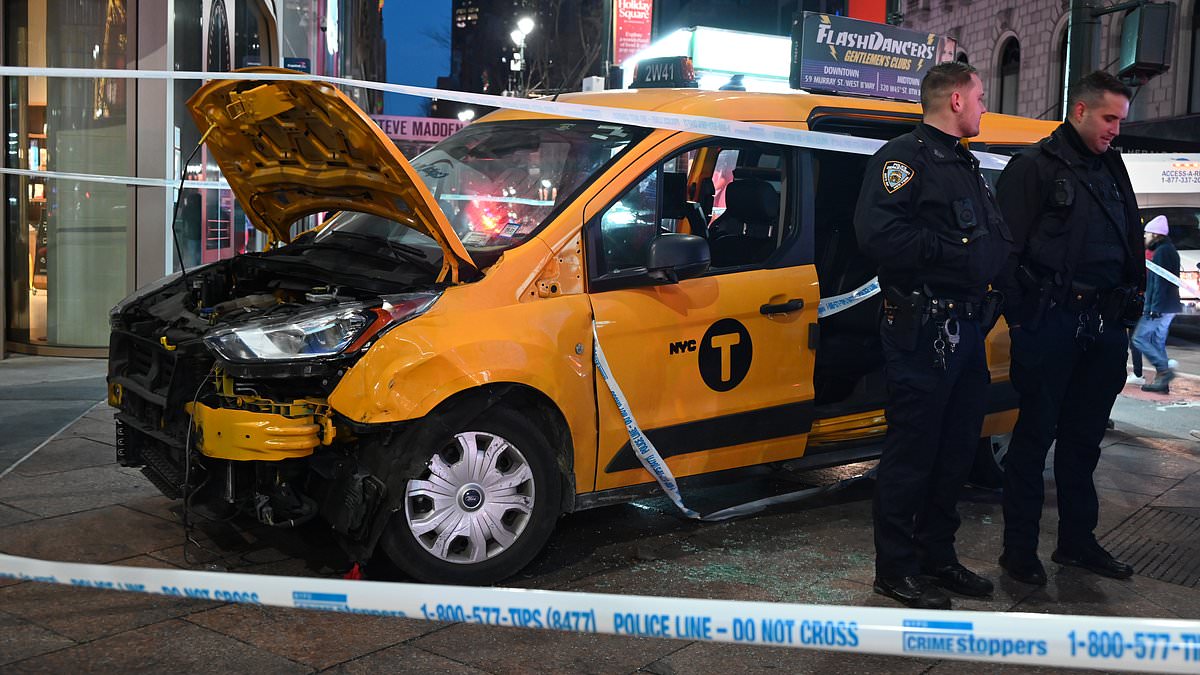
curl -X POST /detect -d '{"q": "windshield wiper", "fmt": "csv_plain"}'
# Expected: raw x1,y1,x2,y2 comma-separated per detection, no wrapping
302,231,439,273
324,230,429,258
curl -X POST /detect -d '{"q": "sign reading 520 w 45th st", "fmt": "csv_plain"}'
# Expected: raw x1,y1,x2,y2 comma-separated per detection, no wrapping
790,12,958,102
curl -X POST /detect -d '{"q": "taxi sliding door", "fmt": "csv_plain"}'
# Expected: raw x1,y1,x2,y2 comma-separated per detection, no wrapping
586,137,819,492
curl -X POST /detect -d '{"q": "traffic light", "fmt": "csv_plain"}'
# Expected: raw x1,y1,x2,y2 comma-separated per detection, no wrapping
1118,2,1174,85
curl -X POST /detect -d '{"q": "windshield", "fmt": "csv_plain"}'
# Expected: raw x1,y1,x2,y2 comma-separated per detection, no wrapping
410,120,648,251
306,120,649,264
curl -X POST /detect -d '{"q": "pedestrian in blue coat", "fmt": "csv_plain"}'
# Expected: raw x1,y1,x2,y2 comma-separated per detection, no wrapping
1133,215,1183,393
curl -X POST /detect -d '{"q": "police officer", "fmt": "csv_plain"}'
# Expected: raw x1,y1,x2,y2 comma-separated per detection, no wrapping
855,62,1009,610
994,71,1142,586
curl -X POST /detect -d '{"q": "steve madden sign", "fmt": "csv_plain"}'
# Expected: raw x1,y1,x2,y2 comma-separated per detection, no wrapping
790,13,957,102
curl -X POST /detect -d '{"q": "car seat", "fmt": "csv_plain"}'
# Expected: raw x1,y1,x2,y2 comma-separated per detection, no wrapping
707,179,779,267
661,171,709,238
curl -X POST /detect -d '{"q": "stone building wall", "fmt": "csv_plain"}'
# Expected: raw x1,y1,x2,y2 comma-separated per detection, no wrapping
897,0,1196,124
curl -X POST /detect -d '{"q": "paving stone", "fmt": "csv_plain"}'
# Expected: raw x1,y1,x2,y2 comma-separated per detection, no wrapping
643,639,933,675
146,521,349,577
57,415,120,446
10,436,116,477
0,464,160,517
0,399,103,467
187,603,433,670
1012,570,1176,619
81,405,116,423
1119,571,1200,620
1,618,308,674
1032,484,1159,544
0,356,106,387
414,621,679,674
119,493,182,523
1097,442,1200,480
1094,487,1159,539
1151,473,1200,510
326,644,489,674
1106,434,1199,454
0,505,182,563
557,511,878,607
0,502,38,529
1092,467,1182,497
0,573,212,642
0,608,76,667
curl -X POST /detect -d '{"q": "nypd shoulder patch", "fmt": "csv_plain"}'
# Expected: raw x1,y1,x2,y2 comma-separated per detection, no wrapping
882,160,914,194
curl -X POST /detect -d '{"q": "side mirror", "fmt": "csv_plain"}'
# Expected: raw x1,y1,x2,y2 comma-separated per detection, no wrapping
647,233,710,283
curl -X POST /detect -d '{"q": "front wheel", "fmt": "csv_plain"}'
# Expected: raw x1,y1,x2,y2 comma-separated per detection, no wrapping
380,408,562,584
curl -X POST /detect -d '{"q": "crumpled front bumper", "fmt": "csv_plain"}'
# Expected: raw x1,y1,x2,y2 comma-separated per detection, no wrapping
185,402,336,461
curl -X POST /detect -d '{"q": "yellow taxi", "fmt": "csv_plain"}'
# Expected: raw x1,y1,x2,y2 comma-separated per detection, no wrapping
107,67,1056,584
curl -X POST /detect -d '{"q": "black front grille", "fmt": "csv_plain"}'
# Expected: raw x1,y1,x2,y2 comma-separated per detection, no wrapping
116,417,186,499
126,344,154,379
110,331,178,403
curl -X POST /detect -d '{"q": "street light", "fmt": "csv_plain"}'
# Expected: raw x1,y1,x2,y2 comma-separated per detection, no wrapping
509,16,535,96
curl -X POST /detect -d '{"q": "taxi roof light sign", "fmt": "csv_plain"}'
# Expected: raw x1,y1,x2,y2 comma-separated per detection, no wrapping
632,56,699,89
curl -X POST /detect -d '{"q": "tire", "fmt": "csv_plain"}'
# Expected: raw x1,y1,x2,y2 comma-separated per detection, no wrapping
967,434,1011,490
379,407,562,584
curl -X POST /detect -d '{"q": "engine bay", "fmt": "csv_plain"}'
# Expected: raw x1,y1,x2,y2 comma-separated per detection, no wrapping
106,234,446,547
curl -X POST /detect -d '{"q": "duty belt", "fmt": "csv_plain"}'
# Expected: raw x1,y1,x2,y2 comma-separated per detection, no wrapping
1062,283,1112,313
925,297,981,320
883,294,981,320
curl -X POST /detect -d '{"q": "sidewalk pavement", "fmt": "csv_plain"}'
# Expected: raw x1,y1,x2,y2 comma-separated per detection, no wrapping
0,368,1198,673
0,355,107,473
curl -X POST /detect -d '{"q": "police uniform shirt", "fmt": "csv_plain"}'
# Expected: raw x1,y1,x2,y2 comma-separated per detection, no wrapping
854,123,1011,303
1060,123,1128,290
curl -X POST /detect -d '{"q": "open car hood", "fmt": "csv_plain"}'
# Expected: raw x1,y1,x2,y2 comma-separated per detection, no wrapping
188,68,475,281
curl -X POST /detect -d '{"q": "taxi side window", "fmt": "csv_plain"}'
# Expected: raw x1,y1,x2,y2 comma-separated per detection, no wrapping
589,141,789,286
597,170,662,273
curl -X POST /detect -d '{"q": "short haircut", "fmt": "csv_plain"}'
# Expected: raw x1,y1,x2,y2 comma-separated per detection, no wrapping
1067,71,1132,109
920,62,978,112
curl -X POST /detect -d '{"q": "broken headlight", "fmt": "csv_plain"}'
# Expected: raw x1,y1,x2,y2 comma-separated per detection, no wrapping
204,292,439,362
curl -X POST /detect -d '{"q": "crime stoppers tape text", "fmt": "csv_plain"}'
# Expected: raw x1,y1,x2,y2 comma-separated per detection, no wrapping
2,553,1199,672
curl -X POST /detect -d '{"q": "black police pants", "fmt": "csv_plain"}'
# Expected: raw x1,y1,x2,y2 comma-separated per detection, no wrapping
875,316,989,578
1002,307,1127,556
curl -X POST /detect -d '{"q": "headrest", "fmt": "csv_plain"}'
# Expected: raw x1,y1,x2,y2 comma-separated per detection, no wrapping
660,171,691,219
732,166,781,181
725,179,779,222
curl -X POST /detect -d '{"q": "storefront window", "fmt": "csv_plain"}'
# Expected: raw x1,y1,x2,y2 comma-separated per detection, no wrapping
4,0,131,349
172,0,275,272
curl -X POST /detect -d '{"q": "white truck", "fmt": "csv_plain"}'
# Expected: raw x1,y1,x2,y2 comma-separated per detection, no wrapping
1122,153,1200,318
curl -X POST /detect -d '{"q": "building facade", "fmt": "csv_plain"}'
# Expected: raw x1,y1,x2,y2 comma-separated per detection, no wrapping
1,0,385,357
896,0,1199,136
436,0,889,119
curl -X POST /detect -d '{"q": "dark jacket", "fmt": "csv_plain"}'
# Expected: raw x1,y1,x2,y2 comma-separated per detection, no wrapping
854,123,1011,303
1145,238,1183,315
994,123,1143,325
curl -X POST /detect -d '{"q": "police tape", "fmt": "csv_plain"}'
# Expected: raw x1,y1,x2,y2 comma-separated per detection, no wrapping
1147,259,1200,298
0,65,1014,174
2,552,1198,672
593,285,876,525
592,322,700,519
818,276,881,318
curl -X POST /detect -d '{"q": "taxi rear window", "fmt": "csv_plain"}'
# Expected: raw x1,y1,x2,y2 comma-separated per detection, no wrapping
411,120,650,251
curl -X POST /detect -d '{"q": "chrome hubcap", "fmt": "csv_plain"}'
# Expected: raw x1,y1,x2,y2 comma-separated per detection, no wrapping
405,431,535,565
